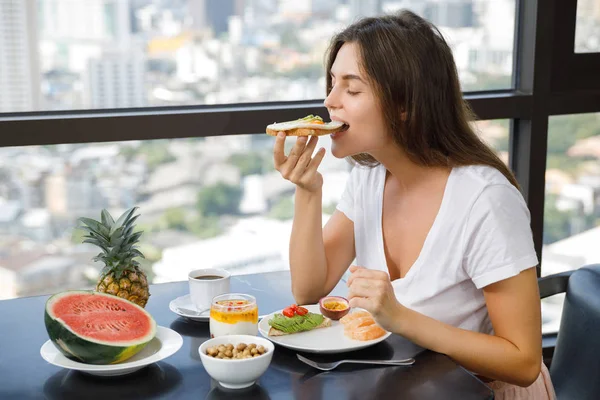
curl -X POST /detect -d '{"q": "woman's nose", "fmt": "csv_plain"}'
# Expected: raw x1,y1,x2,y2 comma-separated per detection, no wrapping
324,88,340,110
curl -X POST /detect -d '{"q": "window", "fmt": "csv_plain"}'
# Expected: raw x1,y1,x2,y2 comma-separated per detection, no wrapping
472,119,510,164
1,0,517,113
0,116,511,300
575,0,600,53
541,112,600,333
0,134,352,299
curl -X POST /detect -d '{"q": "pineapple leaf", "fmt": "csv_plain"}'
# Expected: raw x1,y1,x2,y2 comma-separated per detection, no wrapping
82,239,110,253
130,249,145,259
123,225,134,238
127,231,143,245
123,215,140,232
101,209,115,230
100,266,113,276
115,207,138,228
82,232,107,242
110,227,124,243
79,217,110,239
92,254,107,263
108,232,125,246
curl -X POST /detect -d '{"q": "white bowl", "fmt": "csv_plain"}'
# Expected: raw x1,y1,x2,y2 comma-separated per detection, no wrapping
199,334,274,389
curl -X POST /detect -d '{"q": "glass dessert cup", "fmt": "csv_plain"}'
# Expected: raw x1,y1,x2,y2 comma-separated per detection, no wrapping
209,293,258,338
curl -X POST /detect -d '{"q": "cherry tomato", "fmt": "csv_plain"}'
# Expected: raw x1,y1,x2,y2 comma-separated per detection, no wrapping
283,307,295,318
296,306,308,316
290,304,298,310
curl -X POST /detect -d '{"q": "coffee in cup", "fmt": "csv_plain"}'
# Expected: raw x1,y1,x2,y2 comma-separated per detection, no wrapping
188,268,231,312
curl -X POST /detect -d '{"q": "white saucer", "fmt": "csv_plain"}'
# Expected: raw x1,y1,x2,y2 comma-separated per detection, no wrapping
40,326,183,377
169,294,270,322
169,294,211,322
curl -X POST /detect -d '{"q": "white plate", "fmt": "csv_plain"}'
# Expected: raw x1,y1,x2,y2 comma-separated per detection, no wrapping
258,305,392,354
169,294,270,322
40,326,183,377
169,294,211,321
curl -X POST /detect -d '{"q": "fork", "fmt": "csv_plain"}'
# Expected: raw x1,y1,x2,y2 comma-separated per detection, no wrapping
297,354,415,371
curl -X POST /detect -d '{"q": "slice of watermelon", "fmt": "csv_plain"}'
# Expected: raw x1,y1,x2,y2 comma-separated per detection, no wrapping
44,290,157,365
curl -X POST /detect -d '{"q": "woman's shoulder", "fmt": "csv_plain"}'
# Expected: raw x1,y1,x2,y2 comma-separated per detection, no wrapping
453,165,520,195
452,165,529,221
452,165,527,212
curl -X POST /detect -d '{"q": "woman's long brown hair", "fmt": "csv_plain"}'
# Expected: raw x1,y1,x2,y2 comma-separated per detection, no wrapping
325,10,520,189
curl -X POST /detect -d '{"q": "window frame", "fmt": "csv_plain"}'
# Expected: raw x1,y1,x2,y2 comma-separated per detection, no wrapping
0,0,599,278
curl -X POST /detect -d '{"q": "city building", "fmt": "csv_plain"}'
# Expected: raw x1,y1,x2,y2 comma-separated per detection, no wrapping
187,0,245,36
0,0,40,112
84,50,147,108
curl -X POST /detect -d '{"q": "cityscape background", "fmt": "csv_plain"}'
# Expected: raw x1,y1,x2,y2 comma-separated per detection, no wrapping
0,0,599,334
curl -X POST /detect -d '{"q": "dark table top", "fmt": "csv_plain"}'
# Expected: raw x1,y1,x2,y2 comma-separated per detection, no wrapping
0,271,493,400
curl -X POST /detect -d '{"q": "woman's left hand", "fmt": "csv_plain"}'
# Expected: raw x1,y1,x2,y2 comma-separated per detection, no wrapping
346,265,405,333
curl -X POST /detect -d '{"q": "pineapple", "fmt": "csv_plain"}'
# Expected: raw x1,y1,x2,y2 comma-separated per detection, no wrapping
79,207,150,308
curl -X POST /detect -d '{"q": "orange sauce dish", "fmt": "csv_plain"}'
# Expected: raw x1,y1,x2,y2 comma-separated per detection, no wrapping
323,301,348,311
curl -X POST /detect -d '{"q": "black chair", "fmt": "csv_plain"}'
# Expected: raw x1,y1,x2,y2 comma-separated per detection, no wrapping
538,264,600,400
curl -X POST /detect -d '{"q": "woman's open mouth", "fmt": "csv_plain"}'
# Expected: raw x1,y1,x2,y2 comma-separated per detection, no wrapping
331,124,349,139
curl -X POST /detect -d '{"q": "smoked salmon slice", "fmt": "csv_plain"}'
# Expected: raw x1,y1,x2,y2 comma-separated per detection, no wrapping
340,311,371,326
344,316,376,332
346,324,386,341
340,310,387,341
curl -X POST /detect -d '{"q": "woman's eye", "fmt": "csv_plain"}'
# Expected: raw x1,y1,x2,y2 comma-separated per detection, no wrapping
347,90,360,96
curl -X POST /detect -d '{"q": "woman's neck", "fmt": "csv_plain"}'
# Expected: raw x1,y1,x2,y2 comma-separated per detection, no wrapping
370,146,450,193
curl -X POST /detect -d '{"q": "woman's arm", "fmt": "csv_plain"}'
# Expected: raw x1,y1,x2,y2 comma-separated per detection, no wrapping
273,133,355,305
290,196,356,304
347,266,542,387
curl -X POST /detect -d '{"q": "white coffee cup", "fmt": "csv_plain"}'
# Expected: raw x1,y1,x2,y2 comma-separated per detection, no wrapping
188,268,231,312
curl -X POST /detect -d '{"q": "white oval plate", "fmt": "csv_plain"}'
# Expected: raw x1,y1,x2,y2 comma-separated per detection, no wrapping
40,325,183,377
258,305,392,354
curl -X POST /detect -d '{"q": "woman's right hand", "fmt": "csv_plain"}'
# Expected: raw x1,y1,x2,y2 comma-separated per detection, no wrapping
273,132,326,193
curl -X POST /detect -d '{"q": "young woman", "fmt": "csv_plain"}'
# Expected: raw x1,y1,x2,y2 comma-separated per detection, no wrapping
272,10,555,400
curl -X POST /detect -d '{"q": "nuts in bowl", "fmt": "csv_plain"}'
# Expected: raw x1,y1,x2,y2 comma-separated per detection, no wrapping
205,342,268,360
199,334,274,389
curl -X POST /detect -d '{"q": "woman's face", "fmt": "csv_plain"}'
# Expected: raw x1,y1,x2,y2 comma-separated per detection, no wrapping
325,42,390,159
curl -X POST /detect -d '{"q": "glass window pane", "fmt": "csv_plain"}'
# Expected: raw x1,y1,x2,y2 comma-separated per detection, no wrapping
472,119,510,164
0,118,507,300
575,0,600,53
542,112,600,333
0,133,350,300
0,0,516,113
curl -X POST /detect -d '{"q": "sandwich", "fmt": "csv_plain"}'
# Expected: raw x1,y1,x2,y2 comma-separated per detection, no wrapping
268,305,332,336
266,114,346,137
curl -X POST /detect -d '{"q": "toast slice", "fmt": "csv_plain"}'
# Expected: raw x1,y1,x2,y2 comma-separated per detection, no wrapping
268,317,332,336
266,126,339,137
266,119,345,137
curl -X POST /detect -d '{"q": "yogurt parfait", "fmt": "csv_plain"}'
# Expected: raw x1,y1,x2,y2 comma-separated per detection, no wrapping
209,293,258,338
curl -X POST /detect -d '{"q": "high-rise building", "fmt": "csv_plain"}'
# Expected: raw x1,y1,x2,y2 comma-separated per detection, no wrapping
350,0,381,18
188,0,244,35
425,0,474,28
40,0,132,44
84,51,146,109
0,0,41,112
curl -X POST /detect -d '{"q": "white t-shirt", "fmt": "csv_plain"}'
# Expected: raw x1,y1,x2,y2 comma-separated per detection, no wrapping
336,163,539,335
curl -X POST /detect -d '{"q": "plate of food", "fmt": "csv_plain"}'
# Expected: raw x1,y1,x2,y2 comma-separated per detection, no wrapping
258,297,392,354
40,325,183,377
41,290,182,377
